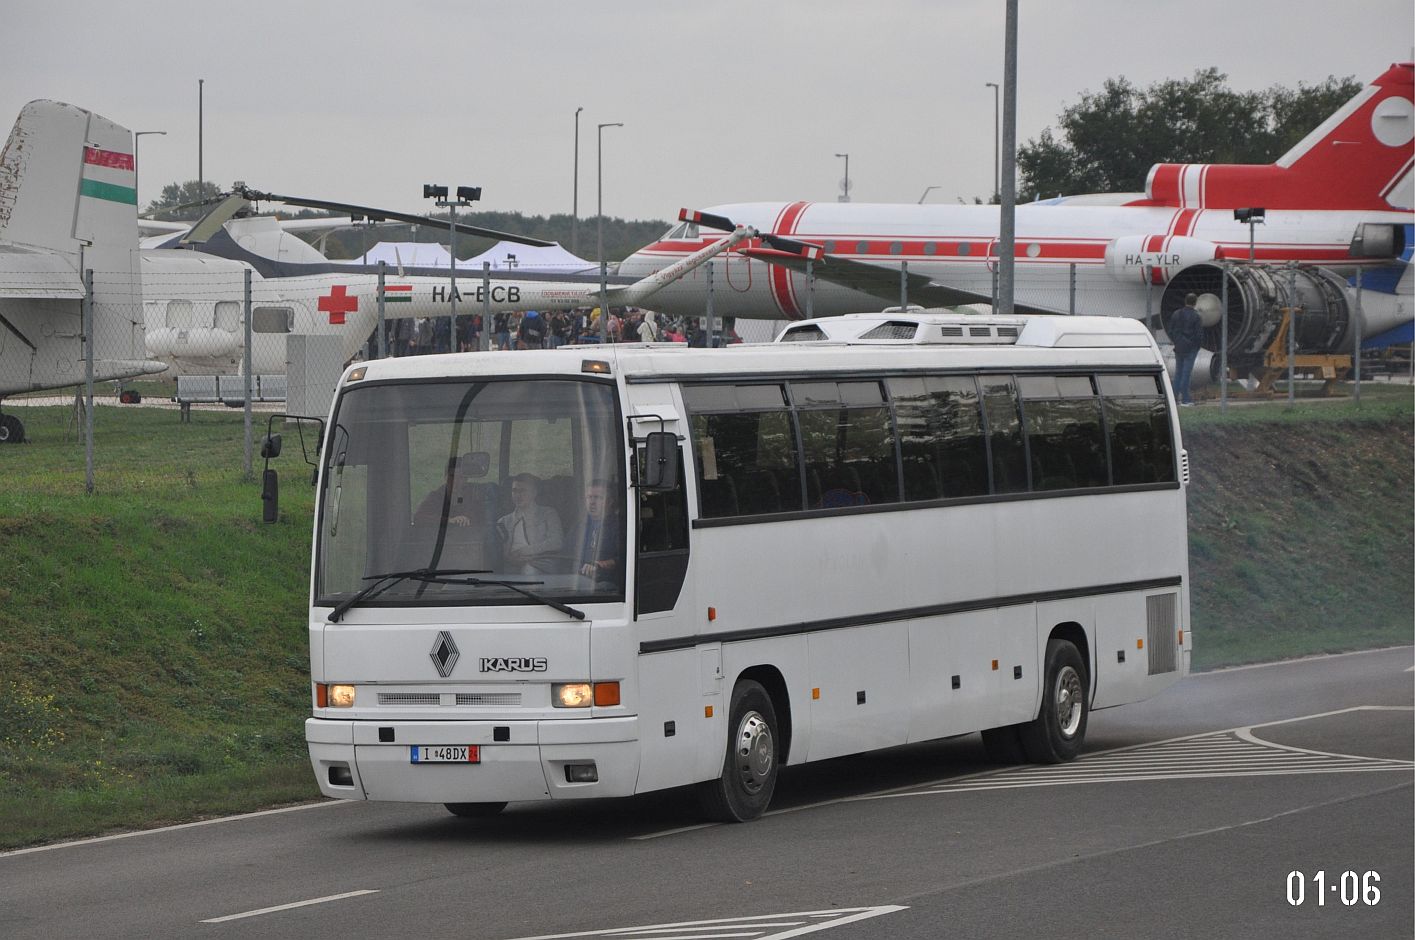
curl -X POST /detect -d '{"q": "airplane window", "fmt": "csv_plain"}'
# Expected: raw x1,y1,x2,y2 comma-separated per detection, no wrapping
924,243,938,255
856,241,869,254
889,242,903,255
662,223,686,240
958,243,972,256
823,241,837,253
683,223,700,240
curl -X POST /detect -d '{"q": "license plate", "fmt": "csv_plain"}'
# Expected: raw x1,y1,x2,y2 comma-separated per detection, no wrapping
411,745,479,764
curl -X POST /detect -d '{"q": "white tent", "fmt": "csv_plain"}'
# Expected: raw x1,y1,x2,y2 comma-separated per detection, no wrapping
463,241,595,274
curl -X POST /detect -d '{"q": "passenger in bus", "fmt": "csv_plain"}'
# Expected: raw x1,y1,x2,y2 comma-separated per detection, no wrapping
576,478,623,588
496,474,565,575
414,454,487,528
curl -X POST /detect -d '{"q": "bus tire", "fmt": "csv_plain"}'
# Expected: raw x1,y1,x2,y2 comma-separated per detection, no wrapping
697,680,778,823
444,801,507,818
1020,639,1088,764
980,724,1027,764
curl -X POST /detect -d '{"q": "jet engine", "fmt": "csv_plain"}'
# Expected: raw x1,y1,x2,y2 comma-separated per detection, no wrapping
1158,263,1351,360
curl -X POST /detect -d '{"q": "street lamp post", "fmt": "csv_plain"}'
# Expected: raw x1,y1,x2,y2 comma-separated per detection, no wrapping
835,153,850,203
198,79,204,194
597,122,623,345
572,107,583,256
985,82,1000,202
424,184,481,352
133,130,166,213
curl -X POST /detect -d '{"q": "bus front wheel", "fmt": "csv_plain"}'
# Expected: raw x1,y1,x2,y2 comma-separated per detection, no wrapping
1020,639,1088,764
697,680,779,822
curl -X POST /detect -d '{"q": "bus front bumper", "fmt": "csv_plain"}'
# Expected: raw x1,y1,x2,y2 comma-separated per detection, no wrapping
307,716,640,804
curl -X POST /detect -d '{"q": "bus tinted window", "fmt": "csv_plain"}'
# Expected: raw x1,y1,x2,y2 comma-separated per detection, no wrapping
1102,374,1176,485
980,377,1028,494
889,375,988,500
691,406,803,518
793,380,898,508
1020,374,1107,491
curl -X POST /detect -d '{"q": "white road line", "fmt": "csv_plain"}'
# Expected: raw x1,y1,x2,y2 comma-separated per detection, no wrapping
0,800,353,859
505,907,908,940
629,705,1413,839
200,889,378,924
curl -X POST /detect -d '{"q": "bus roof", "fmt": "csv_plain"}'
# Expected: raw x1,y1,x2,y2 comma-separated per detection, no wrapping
341,316,1162,390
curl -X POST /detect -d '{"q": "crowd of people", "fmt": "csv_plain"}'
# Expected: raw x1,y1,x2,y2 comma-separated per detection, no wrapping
367,307,742,359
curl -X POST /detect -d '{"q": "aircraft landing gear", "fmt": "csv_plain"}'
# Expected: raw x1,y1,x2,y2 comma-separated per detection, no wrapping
0,412,25,444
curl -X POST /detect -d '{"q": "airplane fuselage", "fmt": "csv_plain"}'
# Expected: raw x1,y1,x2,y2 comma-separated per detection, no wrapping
618,201,1413,344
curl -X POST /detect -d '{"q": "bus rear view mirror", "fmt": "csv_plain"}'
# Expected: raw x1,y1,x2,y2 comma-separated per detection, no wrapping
262,469,279,523
642,432,679,491
260,433,282,459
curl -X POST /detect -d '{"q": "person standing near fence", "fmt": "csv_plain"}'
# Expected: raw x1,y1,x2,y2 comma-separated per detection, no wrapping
1169,293,1204,406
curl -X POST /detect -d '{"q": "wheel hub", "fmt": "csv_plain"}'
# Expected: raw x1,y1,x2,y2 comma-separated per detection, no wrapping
734,711,773,794
1055,665,1084,739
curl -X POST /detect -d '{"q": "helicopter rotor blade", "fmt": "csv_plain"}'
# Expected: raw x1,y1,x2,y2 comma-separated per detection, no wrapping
236,187,554,247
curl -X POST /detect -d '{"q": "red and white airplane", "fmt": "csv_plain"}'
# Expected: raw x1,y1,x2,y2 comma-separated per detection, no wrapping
620,61,1414,363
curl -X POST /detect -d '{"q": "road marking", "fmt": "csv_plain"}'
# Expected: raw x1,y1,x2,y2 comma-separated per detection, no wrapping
0,800,353,859
503,907,908,940
873,706,1413,797
200,889,378,924
631,705,1413,838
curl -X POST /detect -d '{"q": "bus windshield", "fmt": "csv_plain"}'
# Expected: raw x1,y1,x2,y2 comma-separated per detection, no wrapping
316,377,625,611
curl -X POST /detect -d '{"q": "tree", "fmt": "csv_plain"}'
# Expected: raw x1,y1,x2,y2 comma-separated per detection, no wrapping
1017,70,1363,199
144,180,224,220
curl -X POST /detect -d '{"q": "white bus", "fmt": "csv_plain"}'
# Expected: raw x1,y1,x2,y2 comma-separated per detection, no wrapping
291,314,1190,822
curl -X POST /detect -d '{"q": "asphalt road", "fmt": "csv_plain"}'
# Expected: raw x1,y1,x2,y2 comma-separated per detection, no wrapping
2,646,1410,940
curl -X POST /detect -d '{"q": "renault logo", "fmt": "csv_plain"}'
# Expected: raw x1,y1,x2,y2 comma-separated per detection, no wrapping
430,631,460,678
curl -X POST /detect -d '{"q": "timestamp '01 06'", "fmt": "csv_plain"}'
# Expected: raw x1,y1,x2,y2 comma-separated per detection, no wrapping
1286,870,1380,907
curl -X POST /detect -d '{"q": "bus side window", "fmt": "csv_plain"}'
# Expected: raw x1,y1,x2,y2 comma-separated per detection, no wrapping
1099,374,1176,485
980,377,1028,494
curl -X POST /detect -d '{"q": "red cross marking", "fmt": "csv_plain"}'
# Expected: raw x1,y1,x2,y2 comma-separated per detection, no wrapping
318,285,359,324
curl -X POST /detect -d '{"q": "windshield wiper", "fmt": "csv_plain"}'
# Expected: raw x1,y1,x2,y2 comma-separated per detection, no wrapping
451,577,587,621
327,568,490,623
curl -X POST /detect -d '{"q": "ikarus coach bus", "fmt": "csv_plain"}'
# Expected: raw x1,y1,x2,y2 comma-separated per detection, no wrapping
287,313,1190,822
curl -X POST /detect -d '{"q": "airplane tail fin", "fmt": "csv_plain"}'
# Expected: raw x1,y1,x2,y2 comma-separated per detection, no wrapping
0,100,157,394
1145,62,1414,211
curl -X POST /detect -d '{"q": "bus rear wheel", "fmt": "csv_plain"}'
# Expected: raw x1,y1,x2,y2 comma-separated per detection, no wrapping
697,680,778,822
1020,639,1088,764
444,801,507,818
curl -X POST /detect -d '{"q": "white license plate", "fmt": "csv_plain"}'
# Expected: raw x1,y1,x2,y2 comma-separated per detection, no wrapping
410,745,479,764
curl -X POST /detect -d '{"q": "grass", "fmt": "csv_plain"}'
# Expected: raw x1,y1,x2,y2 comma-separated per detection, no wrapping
0,387,1410,849
0,405,319,849
1180,381,1414,668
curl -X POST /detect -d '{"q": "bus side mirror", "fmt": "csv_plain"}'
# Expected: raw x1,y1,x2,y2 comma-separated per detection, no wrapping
641,432,679,491
260,434,282,459
262,468,279,523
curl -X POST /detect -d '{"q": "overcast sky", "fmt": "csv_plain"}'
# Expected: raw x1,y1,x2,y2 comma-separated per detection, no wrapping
5,1,1412,227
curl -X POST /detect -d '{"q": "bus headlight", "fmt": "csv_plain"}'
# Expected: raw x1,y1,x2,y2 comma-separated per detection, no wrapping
552,681,620,708
316,683,357,708
553,683,593,708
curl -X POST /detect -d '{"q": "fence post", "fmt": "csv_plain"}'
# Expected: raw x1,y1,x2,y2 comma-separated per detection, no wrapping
243,267,253,481
900,261,908,311
482,262,491,351
705,260,716,348
1287,263,1297,407
83,267,95,495
1353,266,1363,405
1068,262,1077,315
1220,262,1229,414
377,261,388,359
